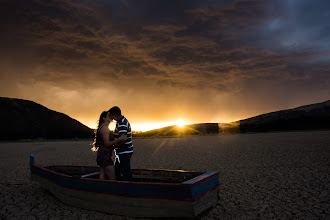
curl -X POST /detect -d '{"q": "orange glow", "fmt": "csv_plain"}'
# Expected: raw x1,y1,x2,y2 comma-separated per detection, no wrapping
82,119,191,132
132,120,190,132
175,120,188,128
84,120,98,129
83,120,116,130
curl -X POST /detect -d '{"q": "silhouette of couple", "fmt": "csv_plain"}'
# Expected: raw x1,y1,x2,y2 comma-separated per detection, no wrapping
93,106,133,181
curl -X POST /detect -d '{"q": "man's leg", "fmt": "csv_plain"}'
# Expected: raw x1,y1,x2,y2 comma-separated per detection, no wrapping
118,153,133,181
114,156,121,180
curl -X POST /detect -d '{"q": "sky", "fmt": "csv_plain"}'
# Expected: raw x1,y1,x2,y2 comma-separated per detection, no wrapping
1,0,329,131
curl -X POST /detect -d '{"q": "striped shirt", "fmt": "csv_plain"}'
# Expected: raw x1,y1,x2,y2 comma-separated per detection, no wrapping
114,116,133,155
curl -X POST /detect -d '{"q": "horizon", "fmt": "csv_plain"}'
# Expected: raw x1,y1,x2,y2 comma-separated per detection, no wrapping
71,98,330,131
1,96,329,132
1,1,329,130
4,96,327,132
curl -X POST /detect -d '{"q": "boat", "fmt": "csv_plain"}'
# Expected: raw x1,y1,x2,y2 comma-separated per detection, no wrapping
29,155,220,217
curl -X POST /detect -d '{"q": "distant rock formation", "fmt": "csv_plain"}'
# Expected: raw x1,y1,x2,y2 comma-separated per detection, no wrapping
239,100,330,133
0,97,94,140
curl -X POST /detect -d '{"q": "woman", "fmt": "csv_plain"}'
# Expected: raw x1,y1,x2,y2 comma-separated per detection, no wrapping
92,111,127,180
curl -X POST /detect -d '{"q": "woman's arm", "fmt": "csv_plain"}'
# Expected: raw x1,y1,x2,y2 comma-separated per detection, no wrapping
101,127,127,151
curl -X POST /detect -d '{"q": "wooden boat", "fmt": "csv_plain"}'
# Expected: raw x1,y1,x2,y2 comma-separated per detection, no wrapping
29,155,220,217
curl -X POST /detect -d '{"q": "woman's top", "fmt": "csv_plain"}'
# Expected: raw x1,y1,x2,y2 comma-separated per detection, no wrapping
95,125,105,148
95,125,114,167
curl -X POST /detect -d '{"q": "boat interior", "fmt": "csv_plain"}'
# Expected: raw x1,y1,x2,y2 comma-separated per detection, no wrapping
45,166,202,183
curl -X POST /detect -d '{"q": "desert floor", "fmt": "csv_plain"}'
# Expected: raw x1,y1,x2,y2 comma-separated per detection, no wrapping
0,130,329,219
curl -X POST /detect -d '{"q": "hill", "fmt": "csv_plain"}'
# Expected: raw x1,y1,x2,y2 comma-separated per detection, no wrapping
0,97,94,140
239,100,330,133
134,100,330,137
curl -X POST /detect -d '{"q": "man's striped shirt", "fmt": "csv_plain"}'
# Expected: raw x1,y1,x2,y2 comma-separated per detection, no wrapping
114,116,133,155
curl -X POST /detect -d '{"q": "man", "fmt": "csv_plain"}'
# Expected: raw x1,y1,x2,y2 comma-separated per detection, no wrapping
108,106,133,181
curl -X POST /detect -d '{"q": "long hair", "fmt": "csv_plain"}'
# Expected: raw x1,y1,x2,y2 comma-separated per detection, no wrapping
97,111,108,130
91,111,108,152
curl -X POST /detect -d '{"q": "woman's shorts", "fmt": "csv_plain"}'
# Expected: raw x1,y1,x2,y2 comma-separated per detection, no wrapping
96,149,114,167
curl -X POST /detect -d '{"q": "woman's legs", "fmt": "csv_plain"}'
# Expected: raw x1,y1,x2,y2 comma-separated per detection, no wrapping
104,165,116,180
99,167,105,179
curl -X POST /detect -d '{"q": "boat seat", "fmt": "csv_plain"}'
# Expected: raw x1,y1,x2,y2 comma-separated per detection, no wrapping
81,171,100,178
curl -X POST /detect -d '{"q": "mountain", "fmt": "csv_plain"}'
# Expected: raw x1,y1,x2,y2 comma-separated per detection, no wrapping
134,100,330,137
239,100,330,133
0,97,94,140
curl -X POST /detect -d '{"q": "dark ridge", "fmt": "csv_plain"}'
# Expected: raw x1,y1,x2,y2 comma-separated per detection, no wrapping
239,100,330,133
0,97,94,140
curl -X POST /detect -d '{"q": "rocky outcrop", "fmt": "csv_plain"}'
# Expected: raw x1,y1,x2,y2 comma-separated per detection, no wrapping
239,100,330,132
0,97,94,140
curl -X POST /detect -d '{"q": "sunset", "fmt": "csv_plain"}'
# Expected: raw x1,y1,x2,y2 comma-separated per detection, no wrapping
1,1,330,219
128,119,189,132
1,0,329,131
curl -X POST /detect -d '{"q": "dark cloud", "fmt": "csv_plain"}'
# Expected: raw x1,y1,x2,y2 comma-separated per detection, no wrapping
0,0,329,126
252,0,330,52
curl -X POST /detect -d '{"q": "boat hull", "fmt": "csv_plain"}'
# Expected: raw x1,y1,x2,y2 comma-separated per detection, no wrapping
30,159,220,217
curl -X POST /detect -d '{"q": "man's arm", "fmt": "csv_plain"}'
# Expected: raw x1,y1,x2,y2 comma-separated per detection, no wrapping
116,121,128,146
101,127,127,151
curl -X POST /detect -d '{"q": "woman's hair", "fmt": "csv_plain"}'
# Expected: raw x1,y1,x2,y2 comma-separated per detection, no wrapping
91,111,108,152
97,111,108,130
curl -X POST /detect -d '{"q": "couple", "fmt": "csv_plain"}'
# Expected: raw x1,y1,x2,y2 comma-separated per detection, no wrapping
93,106,133,181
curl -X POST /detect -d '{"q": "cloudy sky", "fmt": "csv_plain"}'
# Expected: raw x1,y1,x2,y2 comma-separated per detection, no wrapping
1,0,329,130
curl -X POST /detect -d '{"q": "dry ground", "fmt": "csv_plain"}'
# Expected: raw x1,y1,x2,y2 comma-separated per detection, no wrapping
0,130,329,219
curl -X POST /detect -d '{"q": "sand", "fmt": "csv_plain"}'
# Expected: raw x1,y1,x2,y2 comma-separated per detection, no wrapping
0,130,329,219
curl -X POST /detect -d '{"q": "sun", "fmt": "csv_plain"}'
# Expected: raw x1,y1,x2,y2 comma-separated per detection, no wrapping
175,120,187,128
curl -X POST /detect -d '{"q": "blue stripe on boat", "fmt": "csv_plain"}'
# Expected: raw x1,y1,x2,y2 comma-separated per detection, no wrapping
31,166,194,200
182,171,220,198
190,175,220,198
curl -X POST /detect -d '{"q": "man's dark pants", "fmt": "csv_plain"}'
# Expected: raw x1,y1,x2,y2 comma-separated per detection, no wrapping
115,153,133,181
